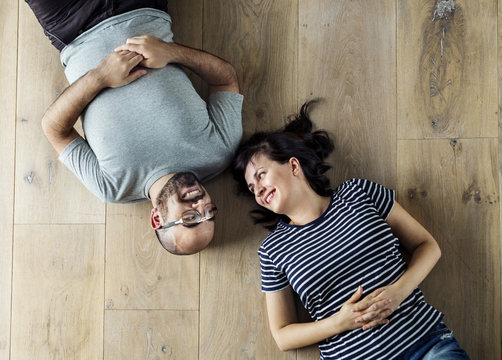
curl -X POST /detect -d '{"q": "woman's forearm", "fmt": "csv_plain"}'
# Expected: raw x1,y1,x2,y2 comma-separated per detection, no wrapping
393,240,441,297
272,316,342,351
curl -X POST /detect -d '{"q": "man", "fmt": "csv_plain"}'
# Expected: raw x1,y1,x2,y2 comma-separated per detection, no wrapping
27,1,243,255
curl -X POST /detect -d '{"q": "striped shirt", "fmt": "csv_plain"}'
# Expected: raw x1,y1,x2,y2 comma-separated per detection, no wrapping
258,179,443,360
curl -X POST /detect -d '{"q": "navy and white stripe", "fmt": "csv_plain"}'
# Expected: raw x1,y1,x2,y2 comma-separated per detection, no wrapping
258,178,443,360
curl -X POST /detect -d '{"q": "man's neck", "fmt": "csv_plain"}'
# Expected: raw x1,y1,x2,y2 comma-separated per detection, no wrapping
148,173,175,206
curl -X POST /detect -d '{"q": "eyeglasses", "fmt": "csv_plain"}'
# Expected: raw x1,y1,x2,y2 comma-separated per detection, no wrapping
158,204,218,230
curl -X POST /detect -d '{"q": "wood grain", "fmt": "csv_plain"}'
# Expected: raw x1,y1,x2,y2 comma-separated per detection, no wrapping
0,0,17,357
15,2,105,224
104,310,198,360
169,0,203,94
201,175,293,359
3,1,501,359
200,0,298,358
11,225,104,359
398,0,498,139
397,138,500,359
105,203,199,310
203,0,298,135
299,0,397,190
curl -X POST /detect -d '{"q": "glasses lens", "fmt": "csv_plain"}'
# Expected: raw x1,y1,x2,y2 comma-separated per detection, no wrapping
182,211,201,225
204,205,217,219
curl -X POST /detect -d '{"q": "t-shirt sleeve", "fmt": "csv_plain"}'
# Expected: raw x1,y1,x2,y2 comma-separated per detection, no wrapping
207,91,243,150
354,178,395,219
58,137,107,202
258,247,289,292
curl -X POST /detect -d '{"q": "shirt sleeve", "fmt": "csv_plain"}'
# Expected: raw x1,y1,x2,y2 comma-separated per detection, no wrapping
58,137,107,202
258,247,289,292
354,178,395,219
207,91,243,150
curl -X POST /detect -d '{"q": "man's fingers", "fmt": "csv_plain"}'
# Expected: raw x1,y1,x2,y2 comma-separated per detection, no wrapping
125,69,147,84
126,36,147,44
115,43,142,53
128,53,144,66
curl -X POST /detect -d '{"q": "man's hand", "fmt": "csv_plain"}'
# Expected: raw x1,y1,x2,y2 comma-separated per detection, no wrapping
91,50,147,88
114,35,177,69
115,35,239,94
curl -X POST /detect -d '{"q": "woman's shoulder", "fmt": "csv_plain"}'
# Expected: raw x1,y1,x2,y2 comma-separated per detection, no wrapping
259,222,295,249
334,178,389,194
333,178,365,194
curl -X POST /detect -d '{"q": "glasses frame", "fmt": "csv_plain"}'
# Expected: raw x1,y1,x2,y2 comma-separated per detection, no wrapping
158,203,218,230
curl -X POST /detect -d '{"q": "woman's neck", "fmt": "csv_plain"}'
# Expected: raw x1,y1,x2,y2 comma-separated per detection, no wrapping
287,189,330,226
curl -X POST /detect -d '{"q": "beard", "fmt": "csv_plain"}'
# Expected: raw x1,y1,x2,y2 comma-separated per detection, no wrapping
159,172,203,202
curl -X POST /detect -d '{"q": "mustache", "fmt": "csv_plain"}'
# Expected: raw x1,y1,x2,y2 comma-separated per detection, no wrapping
181,192,205,204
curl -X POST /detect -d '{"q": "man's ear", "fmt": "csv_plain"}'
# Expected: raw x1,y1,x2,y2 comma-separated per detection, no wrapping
150,208,162,229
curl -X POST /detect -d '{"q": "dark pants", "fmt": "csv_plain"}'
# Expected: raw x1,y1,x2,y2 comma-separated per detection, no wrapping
25,0,168,51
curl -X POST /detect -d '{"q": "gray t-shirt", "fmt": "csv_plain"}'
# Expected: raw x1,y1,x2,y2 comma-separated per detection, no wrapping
58,9,243,203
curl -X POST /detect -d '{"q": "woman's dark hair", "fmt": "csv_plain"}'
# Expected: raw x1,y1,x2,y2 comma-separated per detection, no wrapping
232,100,334,230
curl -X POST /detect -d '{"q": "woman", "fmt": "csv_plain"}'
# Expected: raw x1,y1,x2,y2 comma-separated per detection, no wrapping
232,101,469,359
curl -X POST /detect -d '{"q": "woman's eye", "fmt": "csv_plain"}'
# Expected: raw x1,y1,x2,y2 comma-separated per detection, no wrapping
258,172,265,179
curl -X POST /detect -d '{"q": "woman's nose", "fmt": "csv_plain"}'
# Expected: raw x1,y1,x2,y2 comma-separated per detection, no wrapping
255,184,265,197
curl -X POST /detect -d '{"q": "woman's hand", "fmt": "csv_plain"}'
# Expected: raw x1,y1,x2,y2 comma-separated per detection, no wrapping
337,286,393,331
351,284,408,330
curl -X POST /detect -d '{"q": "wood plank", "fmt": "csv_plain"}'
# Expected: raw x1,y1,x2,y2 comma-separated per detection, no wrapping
200,0,298,358
105,203,199,310
499,1,502,358
397,138,500,359
104,310,198,359
11,225,104,359
299,0,397,190
298,2,396,357
0,0,18,357
203,0,298,135
169,0,203,94
15,1,104,224
398,0,498,139
200,183,292,359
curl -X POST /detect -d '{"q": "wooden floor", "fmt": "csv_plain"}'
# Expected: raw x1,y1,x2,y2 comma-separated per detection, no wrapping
1,0,500,359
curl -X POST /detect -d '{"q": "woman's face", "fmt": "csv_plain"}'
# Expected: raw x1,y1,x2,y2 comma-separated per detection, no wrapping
244,153,300,214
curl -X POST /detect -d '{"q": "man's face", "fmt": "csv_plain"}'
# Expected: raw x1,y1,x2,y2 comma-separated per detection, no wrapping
156,172,215,254
159,172,212,216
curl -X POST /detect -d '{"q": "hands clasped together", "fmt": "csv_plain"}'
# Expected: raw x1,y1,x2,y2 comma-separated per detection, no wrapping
339,284,406,331
91,35,178,89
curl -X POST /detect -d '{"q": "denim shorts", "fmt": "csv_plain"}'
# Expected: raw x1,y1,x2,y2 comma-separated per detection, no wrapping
398,321,470,360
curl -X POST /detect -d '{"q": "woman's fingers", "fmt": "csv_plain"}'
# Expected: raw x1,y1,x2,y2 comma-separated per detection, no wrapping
362,317,391,331
347,286,363,303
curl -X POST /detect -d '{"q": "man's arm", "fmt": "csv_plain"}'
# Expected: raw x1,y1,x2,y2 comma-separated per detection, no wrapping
115,35,239,94
42,51,146,154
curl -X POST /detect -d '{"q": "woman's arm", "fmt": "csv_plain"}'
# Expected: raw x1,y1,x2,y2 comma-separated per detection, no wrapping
267,285,392,351
353,201,441,318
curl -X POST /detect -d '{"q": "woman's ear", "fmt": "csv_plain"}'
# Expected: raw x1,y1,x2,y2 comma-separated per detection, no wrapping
289,157,301,176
